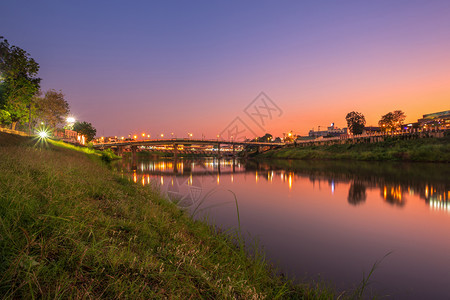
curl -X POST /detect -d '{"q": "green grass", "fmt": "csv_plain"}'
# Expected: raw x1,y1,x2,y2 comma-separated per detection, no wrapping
258,135,450,162
0,132,340,299
49,139,121,162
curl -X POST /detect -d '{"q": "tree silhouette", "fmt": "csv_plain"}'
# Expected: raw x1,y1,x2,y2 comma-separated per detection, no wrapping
345,111,366,135
348,182,367,206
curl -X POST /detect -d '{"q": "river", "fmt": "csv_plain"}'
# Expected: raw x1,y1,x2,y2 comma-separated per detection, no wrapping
112,156,450,299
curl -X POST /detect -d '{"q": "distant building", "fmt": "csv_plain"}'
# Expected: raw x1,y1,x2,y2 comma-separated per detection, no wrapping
53,129,77,141
363,126,380,134
65,129,78,140
417,110,450,128
309,123,345,138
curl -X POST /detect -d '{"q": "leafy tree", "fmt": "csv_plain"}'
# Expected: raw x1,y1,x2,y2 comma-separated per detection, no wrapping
258,133,273,142
378,110,406,131
36,89,70,129
0,36,41,130
284,131,295,142
345,111,366,135
73,121,97,142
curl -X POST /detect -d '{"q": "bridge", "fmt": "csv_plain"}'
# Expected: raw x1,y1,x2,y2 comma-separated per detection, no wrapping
93,138,285,158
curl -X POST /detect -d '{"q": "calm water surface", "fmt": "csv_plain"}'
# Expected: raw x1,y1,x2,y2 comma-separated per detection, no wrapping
113,157,450,299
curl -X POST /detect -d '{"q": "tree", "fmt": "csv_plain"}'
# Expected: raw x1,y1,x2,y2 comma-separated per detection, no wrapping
258,133,273,142
36,89,70,129
0,36,41,130
345,111,366,135
378,110,406,131
73,121,97,142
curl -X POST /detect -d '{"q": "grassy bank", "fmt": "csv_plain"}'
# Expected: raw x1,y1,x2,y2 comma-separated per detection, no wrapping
0,132,337,299
257,135,450,162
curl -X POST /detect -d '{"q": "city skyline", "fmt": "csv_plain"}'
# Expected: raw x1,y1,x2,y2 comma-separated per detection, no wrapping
1,1,450,138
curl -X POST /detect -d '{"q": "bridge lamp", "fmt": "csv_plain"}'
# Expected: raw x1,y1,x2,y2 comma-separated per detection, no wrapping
161,133,164,138
147,134,150,138
133,135,137,139
142,133,145,137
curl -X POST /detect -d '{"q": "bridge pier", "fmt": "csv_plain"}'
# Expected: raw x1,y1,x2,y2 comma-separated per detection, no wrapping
232,143,235,157
131,146,137,170
173,143,178,160
117,146,123,157
217,143,221,158
173,157,178,174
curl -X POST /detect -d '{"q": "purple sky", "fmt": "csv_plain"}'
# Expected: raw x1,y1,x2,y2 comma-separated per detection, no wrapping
2,1,450,138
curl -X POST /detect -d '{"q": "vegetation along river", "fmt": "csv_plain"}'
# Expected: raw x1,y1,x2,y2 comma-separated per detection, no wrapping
113,157,450,299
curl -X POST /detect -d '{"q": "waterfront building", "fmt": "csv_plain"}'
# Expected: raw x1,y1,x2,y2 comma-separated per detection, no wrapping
308,123,346,138
417,110,450,129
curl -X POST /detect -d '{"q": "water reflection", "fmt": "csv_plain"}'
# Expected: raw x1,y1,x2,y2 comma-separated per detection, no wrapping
113,157,450,299
114,158,450,213
348,182,367,206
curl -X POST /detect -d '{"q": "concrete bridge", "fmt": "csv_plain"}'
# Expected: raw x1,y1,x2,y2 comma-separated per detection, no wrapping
93,138,285,158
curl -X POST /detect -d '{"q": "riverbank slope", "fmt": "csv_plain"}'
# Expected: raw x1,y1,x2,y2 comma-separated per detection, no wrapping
257,135,450,162
0,132,335,298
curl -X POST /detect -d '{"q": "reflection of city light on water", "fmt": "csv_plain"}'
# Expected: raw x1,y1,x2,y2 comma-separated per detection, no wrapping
331,180,335,194
160,176,164,185
133,171,137,183
429,198,450,213
256,171,259,183
288,174,292,190
382,185,403,203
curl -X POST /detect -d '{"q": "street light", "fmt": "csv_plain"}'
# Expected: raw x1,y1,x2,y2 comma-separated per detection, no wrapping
66,117,75,130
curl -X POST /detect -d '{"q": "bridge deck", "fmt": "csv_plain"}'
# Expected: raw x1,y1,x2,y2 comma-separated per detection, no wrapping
93,138,285,148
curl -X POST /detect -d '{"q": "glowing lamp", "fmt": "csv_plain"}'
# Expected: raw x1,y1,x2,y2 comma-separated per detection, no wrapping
38,131,48,138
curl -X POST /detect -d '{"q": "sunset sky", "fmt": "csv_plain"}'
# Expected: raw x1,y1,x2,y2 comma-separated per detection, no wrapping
1,1,449,138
